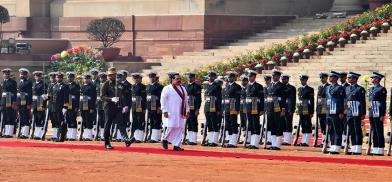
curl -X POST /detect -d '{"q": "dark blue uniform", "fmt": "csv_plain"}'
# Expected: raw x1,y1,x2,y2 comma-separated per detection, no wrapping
326,83,346,148
316,83,330,141
17,78,33,137
51,81,69,141
346,83,366,149
204,81,222,145
66,81,80,132
186,82,202,132
368,84,387,149
32,80,47,137
147,82,163,130
1,78,18,137
131,82,147,141
283,83,296,134
246,82,264,136
297,85,315,134
80,83,97,131
266,82,287,138
239,85,248,132
223,82,242,136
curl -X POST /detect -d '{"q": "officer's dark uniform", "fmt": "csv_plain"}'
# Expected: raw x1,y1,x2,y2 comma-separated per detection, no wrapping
282,75,296,144
239,77,248,134
185,74,202,145
66,73,80,140
368,72,387,155
51,73,69,141
119,76,132,139
346,72,366,155
47,73,57,139
245,70,264,149
97,72,107,138
131,74,147,142
80,77,97,140
340,72,350,146
265,70,287,149
32,72,47,139
17,69,33,138
147,79,164,142
297,75,314,146
91,69,101,138
325,71,346,154
316,73,330,145
1,69,17,137
204,72,222,146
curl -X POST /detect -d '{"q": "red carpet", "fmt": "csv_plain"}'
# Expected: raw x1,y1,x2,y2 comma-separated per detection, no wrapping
1,141,392,167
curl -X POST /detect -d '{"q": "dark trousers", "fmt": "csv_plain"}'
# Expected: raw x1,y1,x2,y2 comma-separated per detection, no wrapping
66,109,78,128
122,111,131,128
317,114,327,135
33,110,45,127
342,114,348,135
283,114,293,133
267,112,284,136
132,111,145,131
186,110,198,132
347,117,363,146
299,115,312,134
327,115,343,146
19,106,30,127
247,113,260,135
98,110,105,129
81,111,94,129
225,114,239,135
240,112,247,131
51,110,66,140
369,117,385,148
3,108,16,125
104,104,129,145
148,111,162,129
205,112,219,132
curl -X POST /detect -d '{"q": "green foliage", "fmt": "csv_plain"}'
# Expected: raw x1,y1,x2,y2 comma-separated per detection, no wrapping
86,18,125,48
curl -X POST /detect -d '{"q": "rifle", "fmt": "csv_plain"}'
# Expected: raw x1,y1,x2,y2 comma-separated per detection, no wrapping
220,113,227,147
144,111,150,142
243,115,249,148
0,111,4,136
201,120,208,146
259,114,266,145
237,115,242,145
182,119,188,144
313,116,319,147
321,120,330,153
387,118,392,156
343,118,350,155
366,124,373,155
41,107,49,140
263,113,269,149
93,110,100,140
15,115,21,138
29,109,35,139
78,113,84,141
293,123,301,146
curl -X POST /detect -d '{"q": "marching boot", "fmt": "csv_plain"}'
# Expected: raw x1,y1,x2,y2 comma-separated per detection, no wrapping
125,137,135,147
34,127,42,140
162,140,169,149
227,134,238,148
282,132,291,145
50,128,59,142
249,135,259,149
329,145,340,155
187,131,197,145
105,143,114,150
173,146,184,151
266,131,272,145
352,145,363,155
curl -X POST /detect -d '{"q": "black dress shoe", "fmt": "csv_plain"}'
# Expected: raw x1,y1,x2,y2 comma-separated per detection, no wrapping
149,140,158,143
162,140,169,149
329,151,340,155
68,139,76,141
3,135,12,138
34,137,41,140
226,144,237,148
187,142,197,146
105,145,114,150
249,145,259,150
238,141,244,144
134,140,142,143
125,137,135,147
372,153,384,156
266,142,272,145
351,152,362,155
282,142,291,146
208,143,218,147
173,146,184,151
201,143,209,147
271,147,281,150
300,143,309,147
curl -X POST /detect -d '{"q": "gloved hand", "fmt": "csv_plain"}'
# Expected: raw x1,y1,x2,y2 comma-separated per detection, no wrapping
42,94,49,100
62,108,67,115
111,97,119,103
122,106,129,113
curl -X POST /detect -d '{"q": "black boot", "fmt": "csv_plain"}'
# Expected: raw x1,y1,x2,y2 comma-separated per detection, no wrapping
173,146,184,151
105,144,114,150
162,140,169,149
125,137,135,147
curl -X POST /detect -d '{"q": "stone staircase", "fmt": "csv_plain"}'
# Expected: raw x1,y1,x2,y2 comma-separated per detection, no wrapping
141,17,349,80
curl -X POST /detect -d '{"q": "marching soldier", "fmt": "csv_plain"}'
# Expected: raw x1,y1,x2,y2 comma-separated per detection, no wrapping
239,74,249,144
131,73,147,143
100,67,134,149
245,70,264,149
80,74,97,141
115,70,132,141
185,72,202,145
203,71,222,147
264,75,272,144
32,71,47,140
316,72,330,147
90,68,100,139
281,74,296,145
297,75,315,146
97,72,107,140
65,72,80,141
346,72,366,155
146,71,164,143
339,71,350,148
368,72,387,156
51,72,69,142
46,72,57,140
265,70,287,150
223,71,242,148
1,68,17,138
325,71,346,154
17,68,33,138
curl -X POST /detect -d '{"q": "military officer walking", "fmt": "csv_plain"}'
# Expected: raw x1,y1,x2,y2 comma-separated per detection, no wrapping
17,68,33,138
146,71,164,143
1,68,17,138
316,72,330,147
325,71,346,154
368,72,387,156
346,72,366,155
245,70,264,149
100,67,134,149
65,72,80,141
32,71,47,140
281,74,296,145
80,74,97,141
131,73,147,142
297,75,315,146
184,72,202,145
97,72,107,140
115,70,132,141
51,72,69,142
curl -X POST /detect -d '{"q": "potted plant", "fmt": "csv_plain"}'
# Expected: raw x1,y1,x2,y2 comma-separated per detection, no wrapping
382,22,390,33
272,53,281,66
317,45,324,56
360,30,369,40
327,41,335,51
318,39,327,47
266,61,276,70
255,63,263,74
352,27,361,40
303,49,311,59
284,51,293,62
293,52,300,63
296,47,304,59
86,17,125,61
370,27,378,37
280,56,288,66
338,37,346,48
350,34,358,44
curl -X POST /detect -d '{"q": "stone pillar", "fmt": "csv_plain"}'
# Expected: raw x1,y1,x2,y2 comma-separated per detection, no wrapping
330,0,364,13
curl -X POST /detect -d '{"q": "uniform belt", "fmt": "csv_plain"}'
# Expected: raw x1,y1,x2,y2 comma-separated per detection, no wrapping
245,97,259,103
2,92,12,97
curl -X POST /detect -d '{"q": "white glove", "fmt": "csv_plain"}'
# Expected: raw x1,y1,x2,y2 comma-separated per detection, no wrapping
122,106,129,113
62,108,67,115
111,97,119,103
42,94,48,100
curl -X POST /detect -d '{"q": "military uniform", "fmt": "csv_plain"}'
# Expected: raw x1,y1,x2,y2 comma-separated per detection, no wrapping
147,81,164,142
131,76,147,142
66,73,80,140
80,78,97,140
96,72,107,139
17,69,33,138
223,74,242,147
46,73,57,140
115,77,132,141
297,81,315,146
282,75,296,145
368,72,387,155
346,72,366,154
185,76,202,145
32,72,47,139
51,74,69,141
340,78,351,148
204,75,222,146
316,74,330,145
91,70,101,139
1,69,18,137
239,76,249,143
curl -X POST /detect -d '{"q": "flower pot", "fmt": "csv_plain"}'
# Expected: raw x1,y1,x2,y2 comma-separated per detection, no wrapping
328,46,334,51
317,49,324,56
267,64,275,70
303,52,310,59
281,59,287,66
350,37,357,44
362,35,368,40
263,64,268,70
382,26,389,33
339,41,345,48
371,31,378,37
99,47,121,62
293,57,299,63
